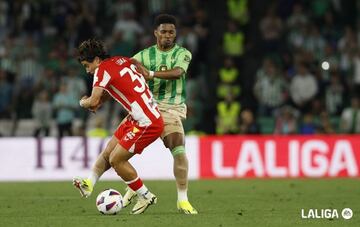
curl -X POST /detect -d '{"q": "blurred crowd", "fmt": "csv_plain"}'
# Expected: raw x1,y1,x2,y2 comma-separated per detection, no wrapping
0,0,359,137
215,0,360,135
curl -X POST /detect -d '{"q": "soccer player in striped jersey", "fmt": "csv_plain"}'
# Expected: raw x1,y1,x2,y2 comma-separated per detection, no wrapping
124,14,198,214
72,39,163,214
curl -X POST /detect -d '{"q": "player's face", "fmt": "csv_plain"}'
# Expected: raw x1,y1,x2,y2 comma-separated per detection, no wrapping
81,58,100,75
155,24,176,49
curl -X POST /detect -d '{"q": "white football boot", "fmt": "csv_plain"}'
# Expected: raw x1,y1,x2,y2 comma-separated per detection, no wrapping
122,187,137,207
131,191,157,214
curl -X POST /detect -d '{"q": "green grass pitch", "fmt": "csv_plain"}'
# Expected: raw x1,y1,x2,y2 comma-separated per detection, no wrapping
0,179,359,227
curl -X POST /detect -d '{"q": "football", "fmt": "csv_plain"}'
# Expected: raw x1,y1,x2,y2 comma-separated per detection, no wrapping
96,189,123,215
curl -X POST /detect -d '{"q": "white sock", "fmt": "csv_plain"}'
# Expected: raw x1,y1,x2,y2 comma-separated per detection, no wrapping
136,185,151,199
88,172,99,187
177,189,188,202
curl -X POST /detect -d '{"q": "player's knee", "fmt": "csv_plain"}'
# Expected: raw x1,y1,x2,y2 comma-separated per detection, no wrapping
171,145,186,157
164,133,184,150
109,157,116,168
109,153,123,168
98,152,108,163
174,151,187,159
103,139,117,156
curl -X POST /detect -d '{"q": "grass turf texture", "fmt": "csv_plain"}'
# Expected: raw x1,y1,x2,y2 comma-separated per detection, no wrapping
0,179,359,227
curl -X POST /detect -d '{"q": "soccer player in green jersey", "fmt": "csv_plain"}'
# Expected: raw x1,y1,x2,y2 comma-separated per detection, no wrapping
123,14,198,214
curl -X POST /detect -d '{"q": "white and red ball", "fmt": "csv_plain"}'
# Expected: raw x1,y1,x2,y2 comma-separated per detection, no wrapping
96,189,123,215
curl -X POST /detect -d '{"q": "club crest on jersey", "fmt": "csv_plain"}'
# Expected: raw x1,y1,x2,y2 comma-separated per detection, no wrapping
184,55,191,62
132,127,139,133
159,65,168,71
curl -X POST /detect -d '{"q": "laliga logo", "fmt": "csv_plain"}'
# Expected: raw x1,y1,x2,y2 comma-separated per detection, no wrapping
301,208,353,220
341,208,353,220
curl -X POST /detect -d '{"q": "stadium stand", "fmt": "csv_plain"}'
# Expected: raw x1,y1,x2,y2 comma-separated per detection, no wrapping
0,0,359,136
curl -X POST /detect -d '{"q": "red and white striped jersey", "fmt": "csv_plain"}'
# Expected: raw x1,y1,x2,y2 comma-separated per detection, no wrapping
93,56,161,126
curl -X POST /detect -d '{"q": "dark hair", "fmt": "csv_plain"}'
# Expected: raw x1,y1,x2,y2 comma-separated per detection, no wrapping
77,38,109,62
154,14,177,28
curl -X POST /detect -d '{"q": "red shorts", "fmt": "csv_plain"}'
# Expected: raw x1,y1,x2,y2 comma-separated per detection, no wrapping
114,116,164,154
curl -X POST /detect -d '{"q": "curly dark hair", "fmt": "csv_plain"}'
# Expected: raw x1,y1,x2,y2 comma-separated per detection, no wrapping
154,14,177,28
77,38,109,62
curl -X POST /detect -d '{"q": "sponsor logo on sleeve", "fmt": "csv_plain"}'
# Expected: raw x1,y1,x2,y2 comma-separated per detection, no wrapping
184,55,191,62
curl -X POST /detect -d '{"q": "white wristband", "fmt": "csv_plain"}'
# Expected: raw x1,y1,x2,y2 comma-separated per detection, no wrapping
149,70,155,79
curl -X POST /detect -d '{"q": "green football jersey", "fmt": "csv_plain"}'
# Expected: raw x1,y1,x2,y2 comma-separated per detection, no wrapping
133,44,192,105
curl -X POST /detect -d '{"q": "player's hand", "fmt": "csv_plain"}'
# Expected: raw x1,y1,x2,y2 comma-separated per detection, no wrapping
79,96,88,107
131,58,150,79
138,64,150,79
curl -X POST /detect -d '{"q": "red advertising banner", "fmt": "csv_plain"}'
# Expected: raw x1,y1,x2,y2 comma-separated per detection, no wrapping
199,136,360,178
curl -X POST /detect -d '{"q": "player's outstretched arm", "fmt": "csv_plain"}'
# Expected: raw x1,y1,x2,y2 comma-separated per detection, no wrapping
130,58,184,80
79,87,104,112
150,67,184,80
130,58,151,80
